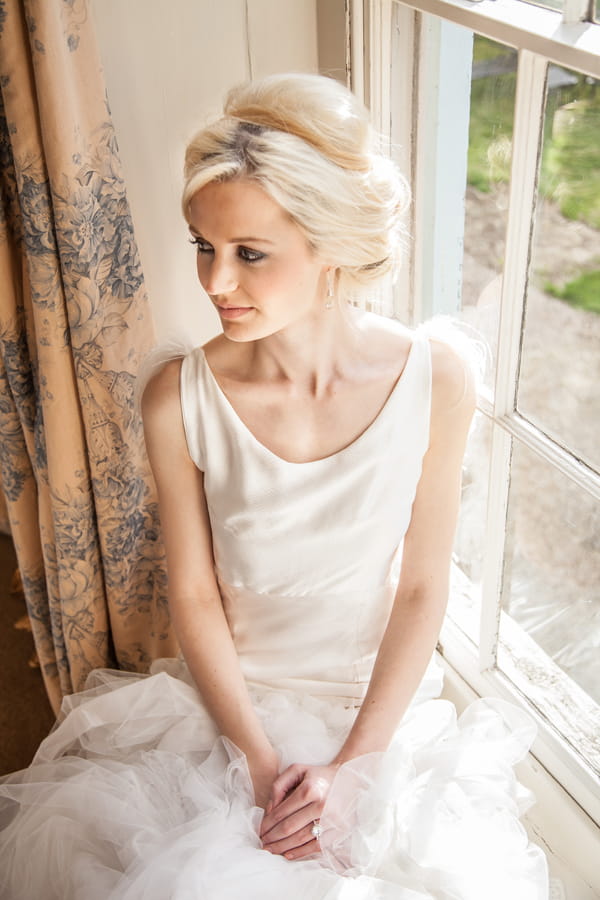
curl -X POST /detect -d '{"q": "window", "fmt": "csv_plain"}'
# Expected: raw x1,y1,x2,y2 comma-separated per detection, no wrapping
356,0,600,832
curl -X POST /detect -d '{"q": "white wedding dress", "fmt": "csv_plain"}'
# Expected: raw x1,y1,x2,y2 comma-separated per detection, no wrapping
0,331,549,899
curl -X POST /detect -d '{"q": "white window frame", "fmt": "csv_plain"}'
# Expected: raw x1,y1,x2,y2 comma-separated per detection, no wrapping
350,0,600,885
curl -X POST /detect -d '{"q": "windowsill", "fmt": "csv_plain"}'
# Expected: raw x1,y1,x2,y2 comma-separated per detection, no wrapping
438,653,600,898
445,563,600,818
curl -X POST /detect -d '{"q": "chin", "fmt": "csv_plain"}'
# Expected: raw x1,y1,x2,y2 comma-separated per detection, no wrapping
221,329,254,343
221,317,286,344
220,321,263,343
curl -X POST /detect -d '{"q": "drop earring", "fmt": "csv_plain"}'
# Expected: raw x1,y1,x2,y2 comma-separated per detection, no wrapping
325,270,335,309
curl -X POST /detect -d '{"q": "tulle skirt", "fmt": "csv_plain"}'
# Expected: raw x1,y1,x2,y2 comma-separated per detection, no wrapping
0,659,549,900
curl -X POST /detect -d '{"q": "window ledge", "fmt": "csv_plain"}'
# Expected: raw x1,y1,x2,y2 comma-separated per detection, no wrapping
439,653,600,898
444,564,600,820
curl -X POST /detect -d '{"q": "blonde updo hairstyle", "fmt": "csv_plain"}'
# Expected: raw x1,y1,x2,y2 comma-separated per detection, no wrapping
182,73,410,302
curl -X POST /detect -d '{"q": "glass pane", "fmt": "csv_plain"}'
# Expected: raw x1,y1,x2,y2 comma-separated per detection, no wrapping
449,412,492,641
519,67,600,472
461,36,517,390
522,0,562,10
501,442,600,705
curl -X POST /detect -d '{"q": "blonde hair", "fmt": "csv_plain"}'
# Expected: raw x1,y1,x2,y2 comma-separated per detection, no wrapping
182,73,410,302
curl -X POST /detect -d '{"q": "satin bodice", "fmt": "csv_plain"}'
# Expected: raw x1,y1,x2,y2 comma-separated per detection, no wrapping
180,332,432,700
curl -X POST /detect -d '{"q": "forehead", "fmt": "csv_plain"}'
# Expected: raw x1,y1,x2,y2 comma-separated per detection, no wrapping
187,179,291,238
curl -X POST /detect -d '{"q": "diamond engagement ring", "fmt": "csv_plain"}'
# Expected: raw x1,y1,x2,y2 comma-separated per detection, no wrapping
311,820,323,840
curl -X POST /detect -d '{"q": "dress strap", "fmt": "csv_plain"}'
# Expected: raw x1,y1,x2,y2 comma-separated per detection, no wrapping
179,348,209,471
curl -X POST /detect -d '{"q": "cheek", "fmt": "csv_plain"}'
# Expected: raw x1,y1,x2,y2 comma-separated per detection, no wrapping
195,254,212,289
270,261,320,296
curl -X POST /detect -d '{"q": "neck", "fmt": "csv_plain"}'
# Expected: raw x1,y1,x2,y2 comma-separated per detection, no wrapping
249,304,363,397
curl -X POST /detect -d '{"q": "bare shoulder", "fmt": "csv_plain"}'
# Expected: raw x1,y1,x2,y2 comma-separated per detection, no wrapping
141,355,198,482
141,357,184,421
430,337,476,407
428,337,477,445
141,357,193,468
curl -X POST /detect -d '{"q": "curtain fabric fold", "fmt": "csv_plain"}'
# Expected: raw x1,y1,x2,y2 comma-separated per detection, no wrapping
0,0,177,712
0,471,9,532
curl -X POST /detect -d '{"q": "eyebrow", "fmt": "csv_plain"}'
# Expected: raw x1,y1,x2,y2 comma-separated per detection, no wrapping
188,226,274,245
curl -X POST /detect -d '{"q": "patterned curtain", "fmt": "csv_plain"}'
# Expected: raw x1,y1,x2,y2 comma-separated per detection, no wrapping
0,471,9,533
0,0,177,713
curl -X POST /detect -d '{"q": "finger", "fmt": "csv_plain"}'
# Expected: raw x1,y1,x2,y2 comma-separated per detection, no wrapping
263,821,319,858
260,794,308,838
260,783,324,840
260,777,306,836
285,838,320,861
268,764,305,810
262,800,322,846
261,768,329,838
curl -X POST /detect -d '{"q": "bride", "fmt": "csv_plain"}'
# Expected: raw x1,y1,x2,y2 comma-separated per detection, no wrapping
0,73,549,899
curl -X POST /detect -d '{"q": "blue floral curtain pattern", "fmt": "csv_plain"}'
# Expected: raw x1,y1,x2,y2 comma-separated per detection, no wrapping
0,0,177,712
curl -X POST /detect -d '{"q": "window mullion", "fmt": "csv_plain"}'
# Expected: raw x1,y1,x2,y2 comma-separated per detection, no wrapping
349,0,366,103
368,0,393,142
411,12,473,323
390,1,417,322
494,50,547,418
563,0,590,25
478,51,547,672
500,412,600,499
479,424,511,671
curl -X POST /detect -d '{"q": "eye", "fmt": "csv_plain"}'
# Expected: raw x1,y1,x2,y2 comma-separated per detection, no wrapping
189,236,213,254
238,246,266,263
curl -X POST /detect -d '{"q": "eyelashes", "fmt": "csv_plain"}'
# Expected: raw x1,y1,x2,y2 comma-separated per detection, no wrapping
188,237,266,264
188,236,212,253
238,246,266,263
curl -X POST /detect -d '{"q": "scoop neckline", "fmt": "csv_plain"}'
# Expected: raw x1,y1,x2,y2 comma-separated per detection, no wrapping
198,337,419,467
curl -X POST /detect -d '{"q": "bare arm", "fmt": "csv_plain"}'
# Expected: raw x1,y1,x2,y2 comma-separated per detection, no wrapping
261,340,476,856
333,339,476,763
142,360,279,806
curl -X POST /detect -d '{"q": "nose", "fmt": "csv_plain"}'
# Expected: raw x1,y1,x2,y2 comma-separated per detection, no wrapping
199,252,238,296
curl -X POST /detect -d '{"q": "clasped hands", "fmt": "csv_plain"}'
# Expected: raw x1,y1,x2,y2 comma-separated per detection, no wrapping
258,762,338,861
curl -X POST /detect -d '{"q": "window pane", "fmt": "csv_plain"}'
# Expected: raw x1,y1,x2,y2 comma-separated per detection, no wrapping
500,442,600,705
518,67,600,472
522,0,562,10
461,36,517,390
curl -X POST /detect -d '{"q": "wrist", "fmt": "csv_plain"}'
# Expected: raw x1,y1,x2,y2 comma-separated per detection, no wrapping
331,735,389,768
246,747,279,810
247,745,279,777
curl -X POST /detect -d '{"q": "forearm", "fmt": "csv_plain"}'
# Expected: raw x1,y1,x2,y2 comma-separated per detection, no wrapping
332,583,447,766
170,588,277,771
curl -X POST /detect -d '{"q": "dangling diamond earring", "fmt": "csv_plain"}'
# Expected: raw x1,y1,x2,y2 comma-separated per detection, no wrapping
325,270,335,310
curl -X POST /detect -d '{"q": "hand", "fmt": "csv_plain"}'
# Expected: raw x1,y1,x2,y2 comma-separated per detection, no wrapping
259,762,338,860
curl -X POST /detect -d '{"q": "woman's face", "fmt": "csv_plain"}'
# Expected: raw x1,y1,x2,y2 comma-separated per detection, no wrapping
187,179,328,342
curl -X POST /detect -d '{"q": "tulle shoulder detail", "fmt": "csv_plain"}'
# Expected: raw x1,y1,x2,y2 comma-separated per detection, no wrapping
415,315,488,393
135,339,196,410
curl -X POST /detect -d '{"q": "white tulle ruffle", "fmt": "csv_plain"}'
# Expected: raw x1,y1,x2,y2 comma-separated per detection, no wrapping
0,662,548,900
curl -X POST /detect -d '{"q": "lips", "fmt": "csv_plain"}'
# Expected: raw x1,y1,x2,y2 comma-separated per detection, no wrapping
216,305,252,320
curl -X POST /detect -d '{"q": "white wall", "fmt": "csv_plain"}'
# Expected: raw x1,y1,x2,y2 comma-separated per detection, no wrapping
90,0,319,346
